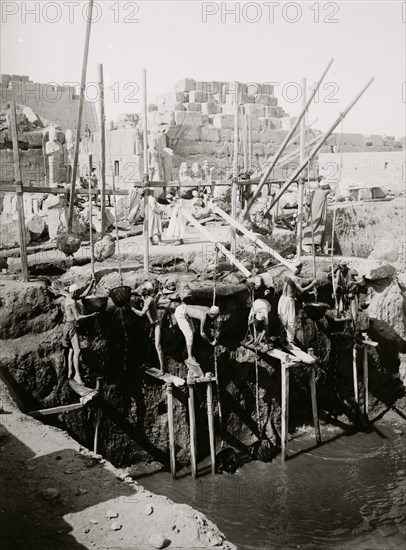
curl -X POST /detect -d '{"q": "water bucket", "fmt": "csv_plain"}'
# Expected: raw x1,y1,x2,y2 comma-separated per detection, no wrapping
82,295,108,313
110,286,132,308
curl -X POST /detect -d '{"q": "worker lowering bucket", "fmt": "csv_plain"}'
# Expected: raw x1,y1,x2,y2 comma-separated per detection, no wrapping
110,285,132,308
82,294,108,313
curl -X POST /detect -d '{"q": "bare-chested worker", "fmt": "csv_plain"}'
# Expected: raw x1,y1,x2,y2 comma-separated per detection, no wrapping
278,262,317,346
174,296,220,367
131,281,165,375
61,280,98,385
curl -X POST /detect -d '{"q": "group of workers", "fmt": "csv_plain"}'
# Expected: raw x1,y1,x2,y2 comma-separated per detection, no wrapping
58,258,360,385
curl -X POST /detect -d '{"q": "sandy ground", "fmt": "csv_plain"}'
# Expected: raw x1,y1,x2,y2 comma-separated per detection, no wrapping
0,380,235,550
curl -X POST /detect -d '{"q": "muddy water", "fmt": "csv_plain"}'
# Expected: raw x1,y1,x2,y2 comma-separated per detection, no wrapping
141,423,406,550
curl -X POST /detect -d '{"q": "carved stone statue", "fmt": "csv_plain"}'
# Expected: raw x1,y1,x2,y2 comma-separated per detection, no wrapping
179,162,189,182
64,129,75,183
148,139,161,181
45,124,63,185
161,147,174,182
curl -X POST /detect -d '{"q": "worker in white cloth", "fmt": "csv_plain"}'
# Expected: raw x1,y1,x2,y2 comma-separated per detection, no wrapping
278,262,317,346
174,292,220,369
246,290,273,349
131,282,165,375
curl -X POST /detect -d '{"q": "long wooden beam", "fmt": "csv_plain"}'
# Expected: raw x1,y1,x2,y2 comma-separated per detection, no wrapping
68,0,94,231
28,403,84,417
244,59,334,216
213,206,296,271
181,208,251,277
266,78,375,215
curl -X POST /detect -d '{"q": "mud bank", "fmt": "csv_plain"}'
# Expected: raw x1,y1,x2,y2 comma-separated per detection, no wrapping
0,378,235,550
1,251,405,471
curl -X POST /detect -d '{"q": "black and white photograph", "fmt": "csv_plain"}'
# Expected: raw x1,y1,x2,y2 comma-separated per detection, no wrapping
1,1,405,549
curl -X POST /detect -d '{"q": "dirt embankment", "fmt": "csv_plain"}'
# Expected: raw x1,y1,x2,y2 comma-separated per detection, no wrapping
0,378,235,550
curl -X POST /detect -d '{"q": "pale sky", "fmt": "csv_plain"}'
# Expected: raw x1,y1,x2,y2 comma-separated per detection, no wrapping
2,0,405,138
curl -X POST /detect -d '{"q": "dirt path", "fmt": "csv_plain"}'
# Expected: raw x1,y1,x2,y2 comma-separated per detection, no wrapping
0,380,235,550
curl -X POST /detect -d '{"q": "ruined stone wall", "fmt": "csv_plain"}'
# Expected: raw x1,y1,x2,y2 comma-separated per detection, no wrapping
319,151,405,190
1,74,99,133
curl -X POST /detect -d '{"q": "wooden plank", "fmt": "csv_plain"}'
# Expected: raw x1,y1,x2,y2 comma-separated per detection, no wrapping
283,343,317,365
363,346,369,419
145,367,185,388
214,206,296,271
188,382,197,478
93,377,103,454
68,379,98,398
10,101,29,282
98,63,107,236
281,355,290,461
353,345,359,403
143,68,149,274
308,348,321,445
29,403,84,417
166,382,176,479
181,208,251,278
206,381,216,474
242,343,299,364
231,81,239,255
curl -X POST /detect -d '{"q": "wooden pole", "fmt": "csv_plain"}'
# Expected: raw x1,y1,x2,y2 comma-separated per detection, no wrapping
242,113,248,172
10,101,29,282
206,379,216,474
166,382,176,479
363,346,369,419
214,206,296,271
353,345,359,403
248,116,252,171
98,63,107,236
68,0,94,231
88,177,95,278
266,77,375,214
308,348,321,445
231,81,239,255
244,58,334,216
188,381,197,478
281,354,290,461
142,68,149,274
296,78,307,260
93,377,103,455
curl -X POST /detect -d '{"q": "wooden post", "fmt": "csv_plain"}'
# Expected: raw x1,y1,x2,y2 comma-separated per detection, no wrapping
68,0,94,231
98,63,107,236
242,113,248,172
353,345,359,403
231,81,239,255
206,379,216,474
93,377,103,455
88,177,95,278
297,78,307,260
363,346,369,419
10,101,29,282
308,348,321,445
248,116,252,171
142,68,149,274
188,381,197,478
166,382,176,479
281,354,290,461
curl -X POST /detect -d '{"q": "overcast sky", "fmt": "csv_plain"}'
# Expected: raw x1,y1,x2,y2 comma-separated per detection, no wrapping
2,1,405,138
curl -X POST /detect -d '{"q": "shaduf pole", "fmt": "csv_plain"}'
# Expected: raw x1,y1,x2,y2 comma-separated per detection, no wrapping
68,0,94,231
10,101,29,282
143,68,149,274
98,63,107,236
231,81,239,255
296,77,307,260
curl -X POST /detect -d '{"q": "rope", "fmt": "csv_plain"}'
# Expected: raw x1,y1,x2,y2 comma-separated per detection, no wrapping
112,177,123,285
251,243,261,434
212,244,223,430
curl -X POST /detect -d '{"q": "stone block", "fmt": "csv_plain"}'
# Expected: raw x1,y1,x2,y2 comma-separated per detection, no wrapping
148,104,158,112
225,93,237,105
175,78,196,93
201,114,209,126
201,127,219,142
369,240,399,262
255,94,272,106
174,111,203,126
224,81,239,94
253,143,265,156
250,118,260,131
217,128,233,142
174,102,186,111
259,83,274,95
196,81,223,95
220,104,235,115
201,102,221,115
243,104,266,117
352,260,396,281
189,90,208,103
275,106,285,117
1,74,11,84
268,117,282,129
213,114,234,130
213,93,226,104
266,107,277,117
11,75,22,82
185,102,202,112
281,117,298,131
